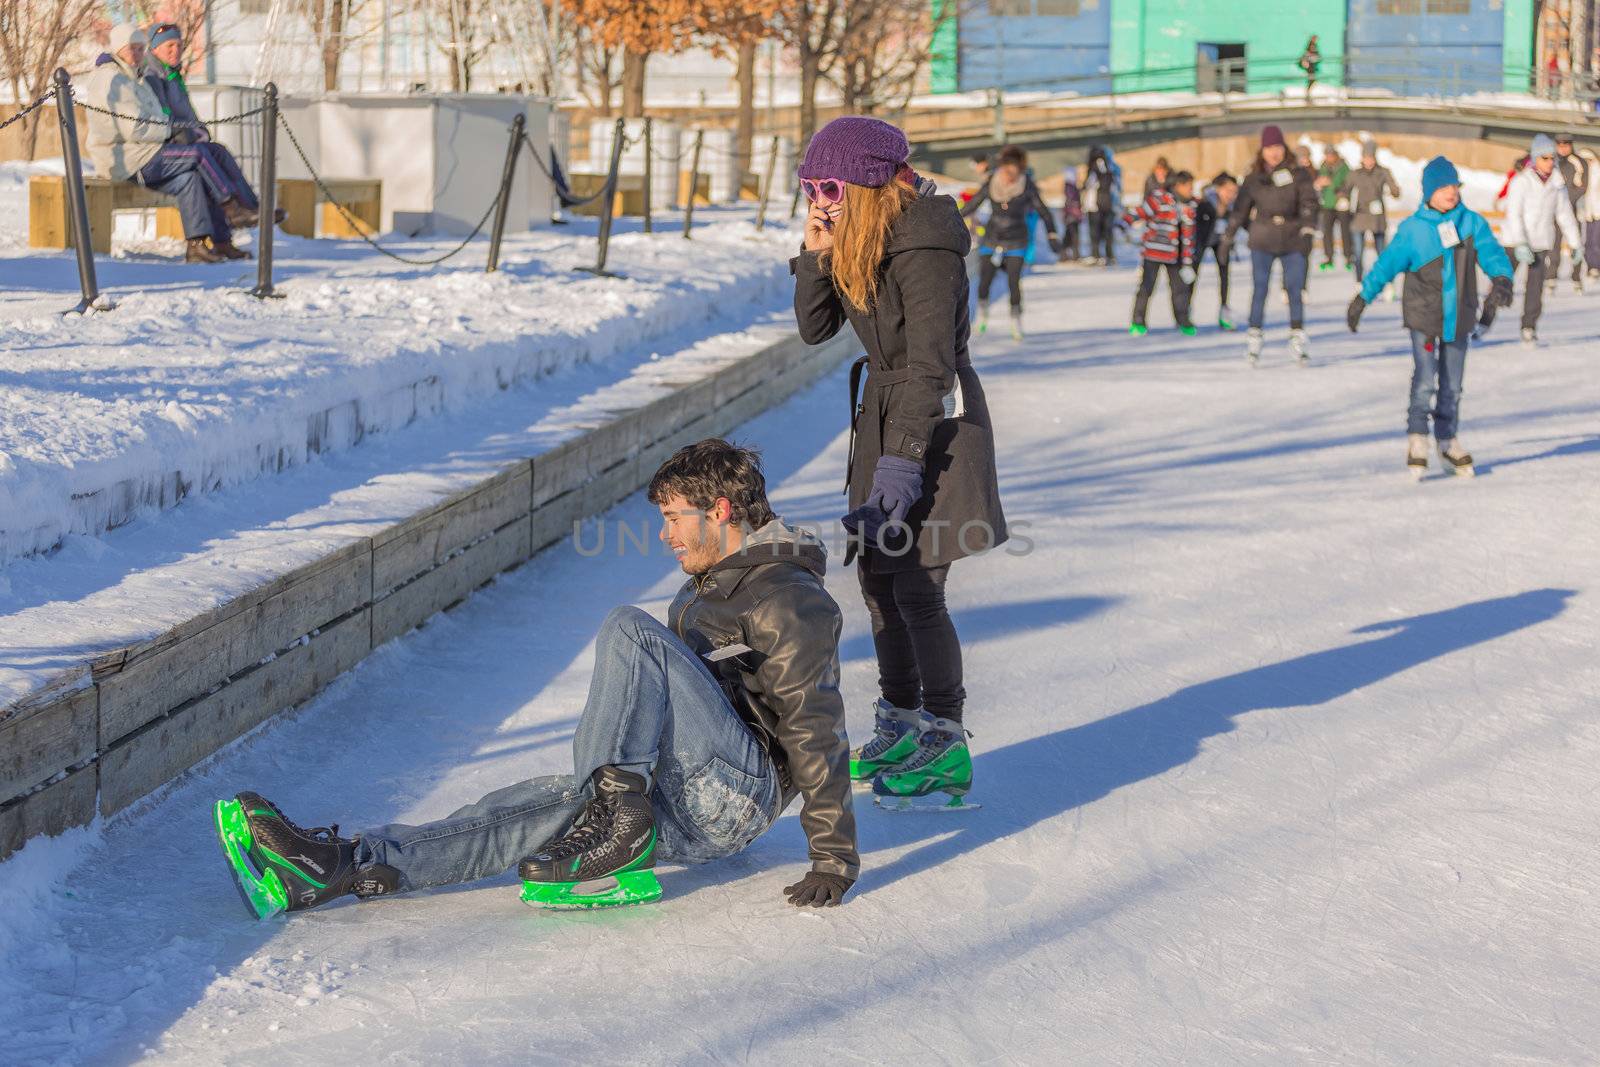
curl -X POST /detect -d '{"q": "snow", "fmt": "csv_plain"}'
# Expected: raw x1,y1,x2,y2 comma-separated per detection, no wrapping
2,250,1599,1063
1303,140,1504,216
0,209,796,571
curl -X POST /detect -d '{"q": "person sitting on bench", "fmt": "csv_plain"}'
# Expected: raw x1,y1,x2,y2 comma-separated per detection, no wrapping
83,23,251,263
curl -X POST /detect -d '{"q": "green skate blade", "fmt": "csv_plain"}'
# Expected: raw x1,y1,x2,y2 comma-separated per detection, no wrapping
214,799,289,920
520,869,662,910
875,793,982,813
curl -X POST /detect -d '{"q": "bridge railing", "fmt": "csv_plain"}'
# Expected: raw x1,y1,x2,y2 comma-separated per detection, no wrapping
898,54,1600,148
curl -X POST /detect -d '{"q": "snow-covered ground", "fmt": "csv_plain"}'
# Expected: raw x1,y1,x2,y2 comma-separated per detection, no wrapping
0,209,796,569
3,252,1599,1063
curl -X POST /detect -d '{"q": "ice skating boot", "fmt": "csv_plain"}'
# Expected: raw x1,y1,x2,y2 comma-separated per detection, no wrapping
1290,328,1310,365
1575,276,1585,295
873,716,978,812
1009,307,1024,341
519,766,661,910
1407,433,1429,481
1245,327,1264,365
1439,438,1475,477
1128,322,1149,336
850,699,924,781
1521,326,1537,348
1217,305,1235,331
1178,324,1198,336
214,792,398,919
1319,259,1335,272
977,300,990,334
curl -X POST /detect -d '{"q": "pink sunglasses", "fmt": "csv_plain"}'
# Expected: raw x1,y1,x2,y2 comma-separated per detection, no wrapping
800,178,846,206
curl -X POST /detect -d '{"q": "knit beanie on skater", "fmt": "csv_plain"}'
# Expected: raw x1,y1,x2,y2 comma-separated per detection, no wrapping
1421,156,1460,201
1530,133,1557,159
798,117,909,189
1260,125,1287,150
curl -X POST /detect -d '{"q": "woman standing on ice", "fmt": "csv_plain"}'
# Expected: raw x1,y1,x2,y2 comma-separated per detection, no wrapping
791,116,1007,811
959,143,1063,340
1346,156,1514,479
1223,125,1319,365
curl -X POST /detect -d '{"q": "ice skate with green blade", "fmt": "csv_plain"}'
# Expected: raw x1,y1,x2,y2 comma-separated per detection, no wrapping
213,791,397,919
519,766,662,910
873,716,980,812
850,700,924,781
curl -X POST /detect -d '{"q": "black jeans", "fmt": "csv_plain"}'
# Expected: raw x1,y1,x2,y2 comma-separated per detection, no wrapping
1059,219,1080,260
1209,244,1231,308
1320,208,1353,264
1087,213,1116,262
1132,260,1193,328
1522,249,1552,329
978,254,1025,309
858,563,965,722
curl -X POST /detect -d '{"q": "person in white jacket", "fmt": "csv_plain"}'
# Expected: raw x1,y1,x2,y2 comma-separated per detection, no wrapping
1579,146,1600,279
82,23,250,263
1501,134,1582,344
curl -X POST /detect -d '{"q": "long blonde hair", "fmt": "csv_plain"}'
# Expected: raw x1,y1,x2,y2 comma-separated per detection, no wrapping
820,178,918,312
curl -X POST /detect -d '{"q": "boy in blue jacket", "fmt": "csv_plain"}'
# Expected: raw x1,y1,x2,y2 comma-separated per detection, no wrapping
1348,156,1514,479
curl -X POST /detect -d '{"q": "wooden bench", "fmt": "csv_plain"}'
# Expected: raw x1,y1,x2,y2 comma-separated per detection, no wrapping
28,174,384,251
29,175,182,254
275,177,382,239
567,172,647,217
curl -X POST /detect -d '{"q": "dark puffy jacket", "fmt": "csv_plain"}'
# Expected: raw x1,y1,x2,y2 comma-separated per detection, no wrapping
142,59,207,142
1226,161,1319,255
960,173,1057,252
668,521,858,880
1340,164,1401,233
792,193,1007,574
1359,203,1513,343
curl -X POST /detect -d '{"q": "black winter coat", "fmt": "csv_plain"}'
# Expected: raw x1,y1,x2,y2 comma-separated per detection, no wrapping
1226,162,1319,256
960,174,1057,251
668,524,858,880
792,194,1007,574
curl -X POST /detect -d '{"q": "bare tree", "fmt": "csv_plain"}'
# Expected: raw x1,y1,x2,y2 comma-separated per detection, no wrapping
770,0,844,147
0,0,103,158
572,25,623,113
832,0,947,114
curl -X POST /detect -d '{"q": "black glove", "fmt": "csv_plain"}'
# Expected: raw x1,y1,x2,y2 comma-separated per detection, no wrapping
1047,235,1064,257
784,871,854,908
1488,275,1514,309
1347,294,1366,333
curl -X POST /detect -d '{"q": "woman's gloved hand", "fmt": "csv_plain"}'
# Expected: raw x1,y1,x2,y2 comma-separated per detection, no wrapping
842,455,924,546
1515,244,1536,266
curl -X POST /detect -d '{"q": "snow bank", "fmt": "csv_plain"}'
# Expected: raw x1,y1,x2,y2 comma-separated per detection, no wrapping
1304,137,1506,214
0,216,797,565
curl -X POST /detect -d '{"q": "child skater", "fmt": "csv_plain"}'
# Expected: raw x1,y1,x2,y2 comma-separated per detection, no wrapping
1124,169,1200,335
1347,156,1515,480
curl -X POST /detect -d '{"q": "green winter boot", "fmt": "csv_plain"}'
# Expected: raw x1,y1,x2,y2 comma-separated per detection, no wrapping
872,717,978,812
850,700,924,781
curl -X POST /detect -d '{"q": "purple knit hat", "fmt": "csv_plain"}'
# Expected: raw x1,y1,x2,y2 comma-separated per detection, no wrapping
1260,124,1287,149
798,116,910,189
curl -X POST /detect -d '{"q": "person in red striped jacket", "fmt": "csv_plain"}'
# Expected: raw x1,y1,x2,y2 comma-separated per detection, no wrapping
1123,170,1200,336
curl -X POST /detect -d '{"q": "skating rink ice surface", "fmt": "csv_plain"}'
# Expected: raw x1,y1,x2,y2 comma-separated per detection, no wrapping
4,257,1599,1064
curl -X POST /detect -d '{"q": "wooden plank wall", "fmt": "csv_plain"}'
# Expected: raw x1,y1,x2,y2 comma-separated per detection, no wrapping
0,328,857,861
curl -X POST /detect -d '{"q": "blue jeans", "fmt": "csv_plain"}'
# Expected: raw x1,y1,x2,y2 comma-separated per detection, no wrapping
1249,250,1307,330
357,606,780,892
1351,230,1387,283
138,142,258,239
1408,330,1469,439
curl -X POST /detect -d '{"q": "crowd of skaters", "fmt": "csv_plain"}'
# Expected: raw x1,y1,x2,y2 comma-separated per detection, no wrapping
956,122,1598,478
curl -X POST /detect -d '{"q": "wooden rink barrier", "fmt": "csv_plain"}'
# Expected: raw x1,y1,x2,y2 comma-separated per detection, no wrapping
0,327,859,860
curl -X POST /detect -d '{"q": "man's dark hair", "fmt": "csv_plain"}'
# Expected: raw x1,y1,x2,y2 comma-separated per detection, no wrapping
970,151,991,166
1211,171,1237,188
1170,170,1194,188
647,438,776,530
997,144,1027,169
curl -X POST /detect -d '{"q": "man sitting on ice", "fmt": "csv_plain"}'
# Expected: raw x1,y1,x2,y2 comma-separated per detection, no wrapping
215,439,860,913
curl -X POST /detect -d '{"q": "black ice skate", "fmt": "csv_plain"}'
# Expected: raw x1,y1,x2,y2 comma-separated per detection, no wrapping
214,791,397,919
519,766,661,910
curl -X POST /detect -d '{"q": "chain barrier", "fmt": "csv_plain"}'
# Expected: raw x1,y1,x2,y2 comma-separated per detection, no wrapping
0,89,58,132
519,131,615,210
276,111,500,266
73,98,268,128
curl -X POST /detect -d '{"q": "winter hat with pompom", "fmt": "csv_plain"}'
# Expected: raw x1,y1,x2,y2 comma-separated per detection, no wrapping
1421,156,1460,201
798,117,910,189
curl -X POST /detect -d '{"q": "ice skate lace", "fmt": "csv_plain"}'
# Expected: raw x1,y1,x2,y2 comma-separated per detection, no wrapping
540,798,617,860
259,797,340,841
895,730,959,773
859,718,911,759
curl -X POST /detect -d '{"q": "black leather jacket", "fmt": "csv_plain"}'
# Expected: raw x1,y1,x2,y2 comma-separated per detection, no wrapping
667,522,859,880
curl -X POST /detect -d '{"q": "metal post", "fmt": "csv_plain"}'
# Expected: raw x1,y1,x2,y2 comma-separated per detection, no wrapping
54,68,108,314
577,117,626,277
642,116,653,234
250,83,282,299
683,129,703,239
789,182,801,221
992,87,1005,144
754,135,779,231
486,112,525,272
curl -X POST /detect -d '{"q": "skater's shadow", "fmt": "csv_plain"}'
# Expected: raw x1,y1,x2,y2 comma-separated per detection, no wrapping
848,587,1573,897
1482,434,1600,473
